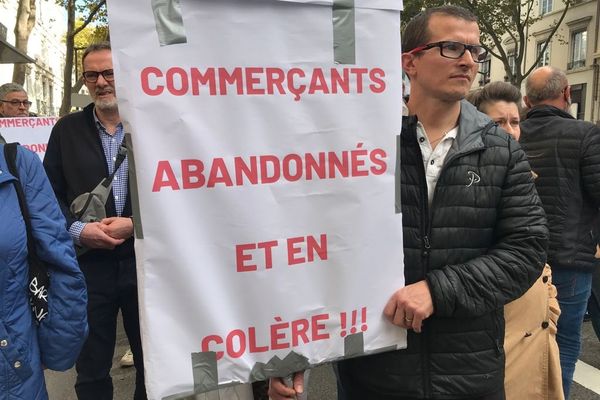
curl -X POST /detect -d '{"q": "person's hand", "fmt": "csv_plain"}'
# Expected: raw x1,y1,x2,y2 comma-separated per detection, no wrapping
80,222,126,249
383,280,434,333
268,372,304,400
100,217,134,240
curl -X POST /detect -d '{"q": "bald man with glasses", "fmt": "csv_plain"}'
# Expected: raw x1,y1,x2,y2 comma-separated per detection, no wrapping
0,83,35,118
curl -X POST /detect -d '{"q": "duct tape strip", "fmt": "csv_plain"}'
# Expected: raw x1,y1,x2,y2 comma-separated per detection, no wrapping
344,332,364,357
250,351,311,381
333,0,356,64
124,132,144,239
152,0,187,46
192,352,219,393
395,134,401,214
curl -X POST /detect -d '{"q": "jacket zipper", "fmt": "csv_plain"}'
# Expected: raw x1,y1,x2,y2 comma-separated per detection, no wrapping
417,139,487,398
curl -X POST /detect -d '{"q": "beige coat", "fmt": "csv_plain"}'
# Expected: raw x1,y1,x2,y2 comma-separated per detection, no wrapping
504,264,563,400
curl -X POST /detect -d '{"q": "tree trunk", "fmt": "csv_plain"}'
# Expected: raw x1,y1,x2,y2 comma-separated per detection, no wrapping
11,0,36,85
59,0,75,116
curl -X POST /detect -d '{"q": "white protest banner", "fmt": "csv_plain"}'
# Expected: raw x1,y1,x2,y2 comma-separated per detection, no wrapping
0,117,58,160
107,0,404,398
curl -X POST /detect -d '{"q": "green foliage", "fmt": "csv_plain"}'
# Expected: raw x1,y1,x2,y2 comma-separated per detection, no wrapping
55,0,107,22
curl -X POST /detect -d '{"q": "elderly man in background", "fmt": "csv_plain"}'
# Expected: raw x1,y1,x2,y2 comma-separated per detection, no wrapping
0,82,34,117
520,65,600,399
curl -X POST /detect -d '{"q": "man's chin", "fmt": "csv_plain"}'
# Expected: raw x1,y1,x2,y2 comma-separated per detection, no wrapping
94,99,119,112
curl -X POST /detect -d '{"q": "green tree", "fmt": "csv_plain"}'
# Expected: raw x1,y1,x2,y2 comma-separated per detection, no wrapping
401,0,571,87
57,0,106,116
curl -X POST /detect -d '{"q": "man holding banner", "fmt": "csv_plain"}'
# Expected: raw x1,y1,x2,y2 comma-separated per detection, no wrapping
44,42,146,400
271,5,548,400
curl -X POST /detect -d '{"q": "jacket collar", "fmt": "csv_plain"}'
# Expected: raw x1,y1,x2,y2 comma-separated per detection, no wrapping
447,100,495,162
402,100,495,158
526,104,574,120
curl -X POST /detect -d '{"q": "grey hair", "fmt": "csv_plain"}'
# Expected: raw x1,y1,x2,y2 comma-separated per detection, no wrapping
525,66,568,105
0,82,27,100
82,41,112,69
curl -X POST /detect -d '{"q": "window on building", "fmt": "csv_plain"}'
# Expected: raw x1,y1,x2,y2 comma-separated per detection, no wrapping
536,41,551,66
568,30,587,70
508,53,517,74
478,56,491,86
570,83,586,120
540,0,552,15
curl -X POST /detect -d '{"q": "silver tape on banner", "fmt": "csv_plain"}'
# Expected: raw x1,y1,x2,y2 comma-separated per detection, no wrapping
333,0,356,64
395,134,401,214
249,351,311,381
192,352,220,393
152,0,187,46
344,332,364,357
124,132,144,239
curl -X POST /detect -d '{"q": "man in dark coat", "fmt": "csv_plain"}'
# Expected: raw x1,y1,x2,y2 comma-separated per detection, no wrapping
520,65,600,399
44,42,147,400
270,5,548,400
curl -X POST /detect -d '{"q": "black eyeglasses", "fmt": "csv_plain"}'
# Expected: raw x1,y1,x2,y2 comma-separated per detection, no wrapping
407,41,488,63
82,69,115,83
1,99,32,107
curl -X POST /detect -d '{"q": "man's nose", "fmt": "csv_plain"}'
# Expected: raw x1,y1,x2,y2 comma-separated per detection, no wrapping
96,74,110,85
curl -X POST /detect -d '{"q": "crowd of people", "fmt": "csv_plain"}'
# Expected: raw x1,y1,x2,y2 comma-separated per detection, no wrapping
0,4,599,400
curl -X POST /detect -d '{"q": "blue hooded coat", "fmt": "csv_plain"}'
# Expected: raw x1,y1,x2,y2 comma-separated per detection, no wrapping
0,144,88,399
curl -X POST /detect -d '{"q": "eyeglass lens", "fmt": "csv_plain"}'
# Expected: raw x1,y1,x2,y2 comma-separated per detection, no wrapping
441,42,487,62
83,69,115,82
1,100,32,107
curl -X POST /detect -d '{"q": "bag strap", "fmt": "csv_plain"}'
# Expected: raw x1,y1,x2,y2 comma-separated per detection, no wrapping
104,139,128,188
4,143,47,274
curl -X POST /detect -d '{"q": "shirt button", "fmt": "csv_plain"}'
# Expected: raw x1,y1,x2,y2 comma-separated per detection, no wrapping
113,157,117,161
115,196,119,200
14,361,21,368
419,137,425,143
0,339,7,347
430,160,435,165
541,321,549,329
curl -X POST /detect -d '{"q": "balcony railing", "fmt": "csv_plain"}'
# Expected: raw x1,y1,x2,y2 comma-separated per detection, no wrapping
567,59,586,70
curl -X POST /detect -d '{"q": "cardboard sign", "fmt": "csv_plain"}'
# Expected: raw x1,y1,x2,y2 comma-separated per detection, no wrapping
0,117,58,160
107,0,404,398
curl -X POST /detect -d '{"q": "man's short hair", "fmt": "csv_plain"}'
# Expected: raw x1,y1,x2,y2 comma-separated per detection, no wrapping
525,66,568,105
402,5,478,54
81,41,112,69
467,81,522,115
0,82,27,100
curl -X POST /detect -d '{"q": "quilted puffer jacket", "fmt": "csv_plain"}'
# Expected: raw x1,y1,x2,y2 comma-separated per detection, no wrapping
520,105,600,271
0,145,88,400
338,101,548,399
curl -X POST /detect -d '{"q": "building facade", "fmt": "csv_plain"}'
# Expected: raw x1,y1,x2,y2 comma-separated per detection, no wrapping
478,0,600,123
0,0,67,116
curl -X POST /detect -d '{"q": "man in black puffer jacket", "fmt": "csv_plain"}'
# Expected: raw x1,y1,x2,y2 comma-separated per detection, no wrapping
520,65,600,399
270,5,548,400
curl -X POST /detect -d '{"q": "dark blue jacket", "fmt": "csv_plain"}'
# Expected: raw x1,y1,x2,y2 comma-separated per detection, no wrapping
0,145,88,399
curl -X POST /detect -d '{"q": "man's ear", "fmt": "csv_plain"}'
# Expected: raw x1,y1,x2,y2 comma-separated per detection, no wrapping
564,85,571,103
523,95,532,109
402,53,417,80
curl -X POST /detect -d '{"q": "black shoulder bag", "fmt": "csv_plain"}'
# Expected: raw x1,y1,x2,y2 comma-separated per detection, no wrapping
4,143,50,323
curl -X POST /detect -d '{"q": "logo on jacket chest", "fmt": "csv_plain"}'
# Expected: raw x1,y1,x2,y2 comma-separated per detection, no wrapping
466,171,481,187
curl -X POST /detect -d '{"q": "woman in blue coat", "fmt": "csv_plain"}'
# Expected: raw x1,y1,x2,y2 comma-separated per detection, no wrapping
0,144,88,399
